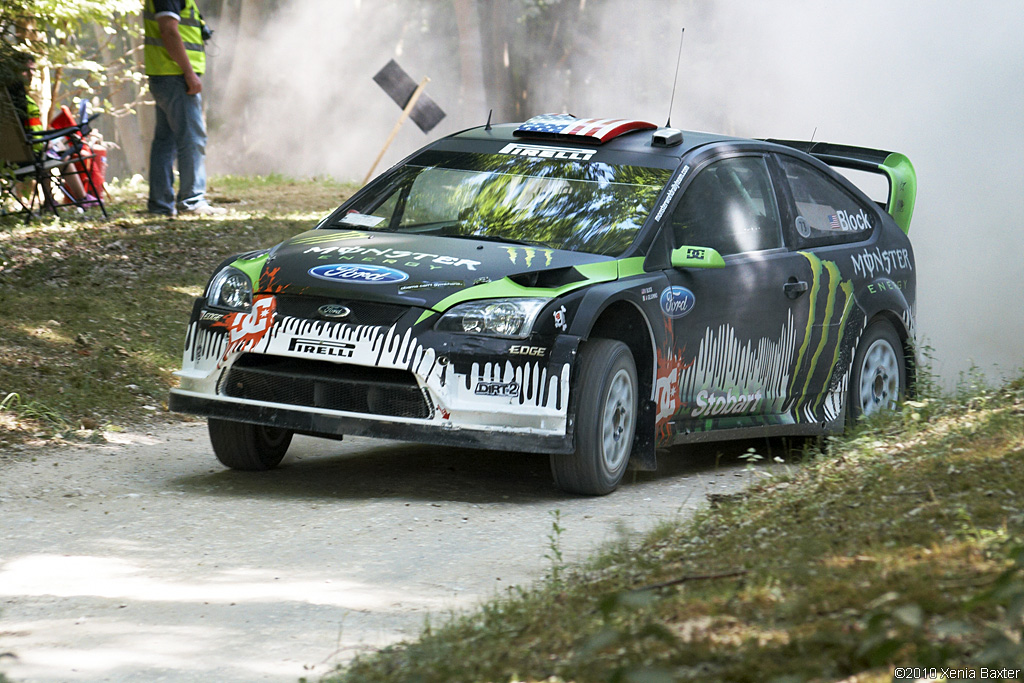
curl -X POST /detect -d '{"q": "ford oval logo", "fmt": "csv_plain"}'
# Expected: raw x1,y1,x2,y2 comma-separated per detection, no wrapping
308,264,409,284
660,286,696,319
318,304,351,319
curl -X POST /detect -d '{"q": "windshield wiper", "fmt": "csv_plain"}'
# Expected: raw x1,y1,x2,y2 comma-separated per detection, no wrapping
444,233,548,247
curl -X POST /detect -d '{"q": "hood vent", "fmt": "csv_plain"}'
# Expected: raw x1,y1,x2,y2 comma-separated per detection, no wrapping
508,266,587,289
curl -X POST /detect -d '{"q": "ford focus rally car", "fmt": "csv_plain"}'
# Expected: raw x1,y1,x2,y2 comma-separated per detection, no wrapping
169,114,917,495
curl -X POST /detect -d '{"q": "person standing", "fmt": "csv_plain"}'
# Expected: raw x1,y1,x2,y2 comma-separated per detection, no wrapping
144,0,225,216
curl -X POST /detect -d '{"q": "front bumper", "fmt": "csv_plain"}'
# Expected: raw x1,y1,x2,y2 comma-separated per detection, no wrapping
169,296,580,454
169,389,574,453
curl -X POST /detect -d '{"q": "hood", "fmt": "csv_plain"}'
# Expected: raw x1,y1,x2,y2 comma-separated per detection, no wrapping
255,229,614,310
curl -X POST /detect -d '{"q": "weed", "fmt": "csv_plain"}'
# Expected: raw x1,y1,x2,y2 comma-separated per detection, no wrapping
545,509,566,585
738,446,762,464
909,338,943,402
0,391,69,432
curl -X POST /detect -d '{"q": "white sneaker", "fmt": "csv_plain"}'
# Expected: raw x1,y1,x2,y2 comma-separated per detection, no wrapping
182,202,227,216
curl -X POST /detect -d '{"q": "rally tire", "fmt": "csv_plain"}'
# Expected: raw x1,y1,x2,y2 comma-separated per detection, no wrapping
551,339,637,496
848,319,906,422
208,418,294,471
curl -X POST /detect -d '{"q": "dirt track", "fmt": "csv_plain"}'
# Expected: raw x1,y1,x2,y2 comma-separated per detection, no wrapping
0,421,779,682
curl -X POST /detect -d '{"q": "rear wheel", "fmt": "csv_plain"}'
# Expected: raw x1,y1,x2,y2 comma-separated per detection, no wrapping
848,320,906,421
551,339,637,495
208,418,293,471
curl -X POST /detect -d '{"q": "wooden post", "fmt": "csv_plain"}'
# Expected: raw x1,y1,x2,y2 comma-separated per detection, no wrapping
363,77,429,186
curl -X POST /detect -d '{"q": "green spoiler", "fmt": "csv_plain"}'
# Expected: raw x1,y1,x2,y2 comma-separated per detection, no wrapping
764,139,917,234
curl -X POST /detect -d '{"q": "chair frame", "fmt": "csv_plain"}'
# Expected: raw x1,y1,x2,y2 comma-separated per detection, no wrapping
1,88,107,223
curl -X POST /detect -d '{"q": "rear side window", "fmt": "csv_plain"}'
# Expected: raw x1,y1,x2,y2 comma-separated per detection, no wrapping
778,156,876,244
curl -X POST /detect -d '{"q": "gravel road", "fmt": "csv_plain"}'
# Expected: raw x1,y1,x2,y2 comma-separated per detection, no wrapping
0,421,781,682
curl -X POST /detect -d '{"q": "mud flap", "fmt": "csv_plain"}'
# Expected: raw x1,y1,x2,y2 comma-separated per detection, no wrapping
628,398,658,471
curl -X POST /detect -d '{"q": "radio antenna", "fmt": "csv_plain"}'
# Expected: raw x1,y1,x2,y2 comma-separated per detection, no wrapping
666,28,685,127
485,109,493,131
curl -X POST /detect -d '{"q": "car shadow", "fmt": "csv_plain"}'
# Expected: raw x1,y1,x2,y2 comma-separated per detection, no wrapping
170,434,812,505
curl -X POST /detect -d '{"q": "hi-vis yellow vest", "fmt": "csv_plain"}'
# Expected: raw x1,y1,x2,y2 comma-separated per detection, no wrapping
144,0,205,76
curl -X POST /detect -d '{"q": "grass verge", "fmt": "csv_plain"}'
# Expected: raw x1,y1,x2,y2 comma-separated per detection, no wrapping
0,174,355,449
327,379,1024,682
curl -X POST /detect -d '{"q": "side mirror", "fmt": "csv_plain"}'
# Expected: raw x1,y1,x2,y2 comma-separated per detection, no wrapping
670,245,726,269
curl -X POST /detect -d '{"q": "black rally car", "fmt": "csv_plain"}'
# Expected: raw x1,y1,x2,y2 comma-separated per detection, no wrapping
169,114,917,495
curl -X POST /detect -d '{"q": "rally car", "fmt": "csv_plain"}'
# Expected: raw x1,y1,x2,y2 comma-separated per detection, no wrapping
169,114,917,495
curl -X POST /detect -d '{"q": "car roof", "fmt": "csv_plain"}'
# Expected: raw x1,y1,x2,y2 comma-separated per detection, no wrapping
449,121,745,161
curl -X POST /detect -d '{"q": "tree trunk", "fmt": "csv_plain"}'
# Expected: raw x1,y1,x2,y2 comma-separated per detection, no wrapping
451,0,484,109
476,0,515,122
91,23,149,177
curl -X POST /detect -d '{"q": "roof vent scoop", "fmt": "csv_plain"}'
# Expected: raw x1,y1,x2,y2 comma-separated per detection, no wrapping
652,127,683,147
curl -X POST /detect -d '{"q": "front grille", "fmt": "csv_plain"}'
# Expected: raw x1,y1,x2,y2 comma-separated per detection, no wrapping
272,295,408,327
219,354,431,419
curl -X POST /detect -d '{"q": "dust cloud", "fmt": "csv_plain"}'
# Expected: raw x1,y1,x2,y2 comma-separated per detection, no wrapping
205,0,1023,384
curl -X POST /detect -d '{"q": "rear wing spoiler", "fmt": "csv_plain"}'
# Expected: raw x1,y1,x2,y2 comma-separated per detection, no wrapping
764,139,917,234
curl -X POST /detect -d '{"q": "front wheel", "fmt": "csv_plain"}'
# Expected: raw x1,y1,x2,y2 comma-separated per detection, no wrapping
551,339,637,495
208,418,294,471
847,320,906,422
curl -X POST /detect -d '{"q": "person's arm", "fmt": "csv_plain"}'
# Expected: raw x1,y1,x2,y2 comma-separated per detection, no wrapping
157,14,201,94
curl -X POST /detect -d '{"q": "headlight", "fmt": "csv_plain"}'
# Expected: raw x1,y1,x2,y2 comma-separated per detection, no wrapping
436,298,547,339
206,267,253,311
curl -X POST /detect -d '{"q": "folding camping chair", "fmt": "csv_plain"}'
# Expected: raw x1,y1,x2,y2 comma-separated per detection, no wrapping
0,89,107,222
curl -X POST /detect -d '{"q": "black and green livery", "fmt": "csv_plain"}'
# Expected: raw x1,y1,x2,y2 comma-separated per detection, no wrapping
170,115,917,495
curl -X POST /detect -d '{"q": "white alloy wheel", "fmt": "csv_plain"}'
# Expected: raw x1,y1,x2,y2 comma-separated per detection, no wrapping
848,320,906,422
601,367,635,473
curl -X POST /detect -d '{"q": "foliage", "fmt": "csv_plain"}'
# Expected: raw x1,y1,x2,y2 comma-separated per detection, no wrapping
0,40,30,87
1,0,145,121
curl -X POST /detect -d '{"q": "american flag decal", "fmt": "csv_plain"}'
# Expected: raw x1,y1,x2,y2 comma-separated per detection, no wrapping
828,214,841,230
514,114,657,143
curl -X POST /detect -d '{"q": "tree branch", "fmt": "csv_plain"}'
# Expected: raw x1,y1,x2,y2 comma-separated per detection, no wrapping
635,570,748,591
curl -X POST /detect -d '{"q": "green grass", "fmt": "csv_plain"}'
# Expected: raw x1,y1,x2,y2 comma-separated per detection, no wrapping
0,175,356,445
327,381,1024,683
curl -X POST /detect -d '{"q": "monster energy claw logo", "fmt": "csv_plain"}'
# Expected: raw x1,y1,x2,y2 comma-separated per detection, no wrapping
789,252,855,419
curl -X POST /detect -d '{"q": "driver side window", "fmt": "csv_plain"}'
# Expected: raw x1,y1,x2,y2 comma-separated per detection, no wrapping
670,156,783,255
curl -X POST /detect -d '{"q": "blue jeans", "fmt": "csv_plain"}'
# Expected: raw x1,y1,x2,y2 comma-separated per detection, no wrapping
147,75,208,214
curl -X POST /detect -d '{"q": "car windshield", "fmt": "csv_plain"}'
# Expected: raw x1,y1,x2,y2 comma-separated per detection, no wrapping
331,150,672,257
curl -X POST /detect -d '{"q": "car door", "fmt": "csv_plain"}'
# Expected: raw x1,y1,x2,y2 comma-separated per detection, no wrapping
770,153,892,422
659,154,818,436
